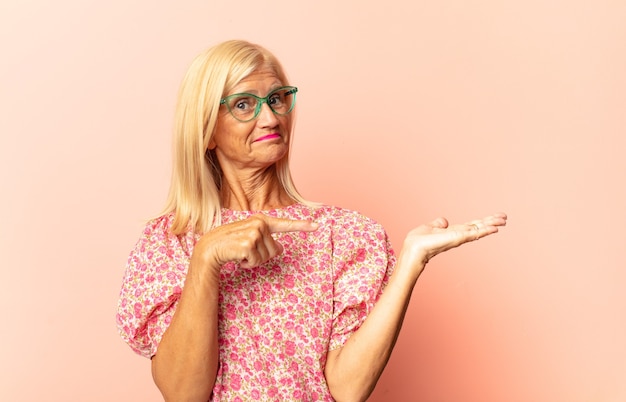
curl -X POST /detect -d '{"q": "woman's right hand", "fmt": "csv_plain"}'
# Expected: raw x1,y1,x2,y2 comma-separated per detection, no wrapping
191,214,319,274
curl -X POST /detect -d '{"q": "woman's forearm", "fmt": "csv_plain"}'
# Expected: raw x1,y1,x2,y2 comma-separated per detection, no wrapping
151,266,220,402
325,253,424,402
325,213,507,401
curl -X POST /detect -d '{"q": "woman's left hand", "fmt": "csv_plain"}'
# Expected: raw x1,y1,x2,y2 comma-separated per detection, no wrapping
399,212,508,270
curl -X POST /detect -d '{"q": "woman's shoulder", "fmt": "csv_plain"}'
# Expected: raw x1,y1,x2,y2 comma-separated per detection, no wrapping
140,212,177,237
135,212,197,248
129,212,196,258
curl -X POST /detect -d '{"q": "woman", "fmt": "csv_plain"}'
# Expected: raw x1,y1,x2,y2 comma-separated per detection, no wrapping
116,40,507,401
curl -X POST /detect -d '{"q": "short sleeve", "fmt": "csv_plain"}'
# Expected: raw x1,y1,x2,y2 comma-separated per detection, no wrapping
328,210,396,350
116,214,193,358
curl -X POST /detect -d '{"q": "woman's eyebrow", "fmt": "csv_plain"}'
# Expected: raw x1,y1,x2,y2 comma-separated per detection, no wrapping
230,83,283,96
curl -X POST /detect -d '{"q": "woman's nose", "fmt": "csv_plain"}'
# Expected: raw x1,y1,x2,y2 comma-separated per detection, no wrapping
256,102,279,126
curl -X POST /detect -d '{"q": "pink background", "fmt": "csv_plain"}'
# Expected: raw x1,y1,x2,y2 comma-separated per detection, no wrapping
1,1,625,401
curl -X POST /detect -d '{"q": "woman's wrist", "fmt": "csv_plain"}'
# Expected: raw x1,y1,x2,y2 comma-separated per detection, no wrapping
395,248,427,281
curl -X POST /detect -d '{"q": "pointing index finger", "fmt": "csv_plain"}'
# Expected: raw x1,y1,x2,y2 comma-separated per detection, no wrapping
263,216,319,233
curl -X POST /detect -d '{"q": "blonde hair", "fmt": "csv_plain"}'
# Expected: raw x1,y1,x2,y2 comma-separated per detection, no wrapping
161,40,310,235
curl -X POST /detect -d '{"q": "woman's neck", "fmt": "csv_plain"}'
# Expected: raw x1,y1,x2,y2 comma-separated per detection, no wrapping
219,165,294,211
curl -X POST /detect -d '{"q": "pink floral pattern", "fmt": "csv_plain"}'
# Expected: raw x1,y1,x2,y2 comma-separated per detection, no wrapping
117,204,395,401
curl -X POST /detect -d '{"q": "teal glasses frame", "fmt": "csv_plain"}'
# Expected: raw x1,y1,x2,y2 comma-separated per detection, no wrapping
220,86,298,122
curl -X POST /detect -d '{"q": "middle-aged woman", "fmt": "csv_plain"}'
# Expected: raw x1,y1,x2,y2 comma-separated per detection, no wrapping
117,39,507,401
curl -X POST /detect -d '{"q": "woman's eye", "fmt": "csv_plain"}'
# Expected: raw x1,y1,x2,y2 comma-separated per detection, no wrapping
268,94,282,105
233,97,252,110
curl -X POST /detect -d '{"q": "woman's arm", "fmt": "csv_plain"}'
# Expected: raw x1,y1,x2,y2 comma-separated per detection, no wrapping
151,256,220,402
325,213,507,402
150,215,318,401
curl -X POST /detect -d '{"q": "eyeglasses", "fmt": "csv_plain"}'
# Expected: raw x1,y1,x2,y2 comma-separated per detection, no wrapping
220,86,298,122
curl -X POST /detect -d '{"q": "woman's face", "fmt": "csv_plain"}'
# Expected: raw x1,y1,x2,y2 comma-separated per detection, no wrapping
210,67,292,174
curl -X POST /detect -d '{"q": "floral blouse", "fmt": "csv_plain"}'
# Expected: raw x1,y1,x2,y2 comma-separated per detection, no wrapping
116,203,396,401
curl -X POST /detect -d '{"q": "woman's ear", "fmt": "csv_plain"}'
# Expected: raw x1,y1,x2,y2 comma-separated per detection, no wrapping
207,139,216,150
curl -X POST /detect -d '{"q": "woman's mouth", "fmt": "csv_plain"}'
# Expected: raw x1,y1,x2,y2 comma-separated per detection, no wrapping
254,133,281,142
